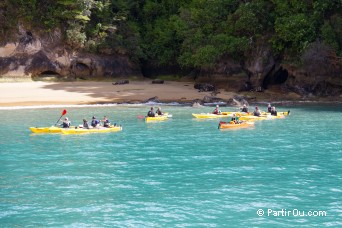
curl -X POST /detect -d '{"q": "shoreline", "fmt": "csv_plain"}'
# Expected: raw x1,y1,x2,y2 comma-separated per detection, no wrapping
0,80,341,109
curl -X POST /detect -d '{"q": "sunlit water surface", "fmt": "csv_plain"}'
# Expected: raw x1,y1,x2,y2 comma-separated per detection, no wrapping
0,104,341,227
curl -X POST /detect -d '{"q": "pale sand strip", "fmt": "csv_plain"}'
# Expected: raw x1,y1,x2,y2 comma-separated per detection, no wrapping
0,81,236,107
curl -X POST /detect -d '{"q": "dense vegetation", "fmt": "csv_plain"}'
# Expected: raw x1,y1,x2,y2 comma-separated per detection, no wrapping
1,0,341,74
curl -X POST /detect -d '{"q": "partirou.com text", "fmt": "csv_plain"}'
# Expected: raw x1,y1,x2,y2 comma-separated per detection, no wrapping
257,209,327,217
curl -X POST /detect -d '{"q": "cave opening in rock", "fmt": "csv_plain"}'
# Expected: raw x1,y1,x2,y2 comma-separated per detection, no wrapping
71,62,91,78
75,62,90,71
38,71,60,77
33,71,61,81
263,67,289,89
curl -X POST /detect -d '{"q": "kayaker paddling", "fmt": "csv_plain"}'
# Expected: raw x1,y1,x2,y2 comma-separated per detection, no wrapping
253,106,261,116
91,116,101,128
267,103,272,112
103,116,111,128
270,106,278,116
241,104,248,113
213,105,221,114
230,113,241,124
61,117,71,128
82,119,90,129
156,107,163,116
147,107,155,117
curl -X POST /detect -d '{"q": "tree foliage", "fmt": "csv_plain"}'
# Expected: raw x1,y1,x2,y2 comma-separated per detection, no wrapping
1,0,341,71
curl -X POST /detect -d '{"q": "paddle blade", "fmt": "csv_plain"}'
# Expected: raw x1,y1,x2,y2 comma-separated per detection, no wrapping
62,109,67,116
137,115,145,119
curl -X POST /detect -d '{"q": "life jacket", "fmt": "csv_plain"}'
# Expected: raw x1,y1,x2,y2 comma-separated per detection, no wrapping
147,111,155,117
62,121,70,128
254,110,261,116
268,107,272,112
241,107,248,112
91,119,99,127
103,119,110,127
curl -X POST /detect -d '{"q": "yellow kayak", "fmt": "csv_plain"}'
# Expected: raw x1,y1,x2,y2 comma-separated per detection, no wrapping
145,115,168,122
235,111,290,117
192,113,231,119
61,126,122,134
239,114,285,121
274,110,290,116
239,115,268,121
218,121,254,130
30,126,64,133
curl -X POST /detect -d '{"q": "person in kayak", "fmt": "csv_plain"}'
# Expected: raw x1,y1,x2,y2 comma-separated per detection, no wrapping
270,106,278,116
213,105,221,114
91,116,100,127
253,106,261,116
147,107,155,117
230,114,240,124
267,103,272,112
82,119,90,129
61,117,71,128
155,107,163,116
103,116,111,127
241,104,248,113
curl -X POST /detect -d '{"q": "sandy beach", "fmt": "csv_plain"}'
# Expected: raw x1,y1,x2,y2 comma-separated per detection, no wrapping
0,80,237,107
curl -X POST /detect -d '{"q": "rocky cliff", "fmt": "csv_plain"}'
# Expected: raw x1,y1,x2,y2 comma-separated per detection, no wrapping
194,40,342,100
0,26,141,80
1,26,341,101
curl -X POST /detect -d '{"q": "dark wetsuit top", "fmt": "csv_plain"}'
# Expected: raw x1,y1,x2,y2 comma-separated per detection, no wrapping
103,119,110,127
271,110,277,116
91,119,100,127
147,111,155,117
62,121,70,128
241,107,248,112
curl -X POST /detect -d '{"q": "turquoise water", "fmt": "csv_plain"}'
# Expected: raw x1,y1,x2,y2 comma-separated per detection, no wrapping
0,104,341,227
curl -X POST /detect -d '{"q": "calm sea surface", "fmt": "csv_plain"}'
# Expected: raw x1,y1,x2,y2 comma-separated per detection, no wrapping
0,104,341,227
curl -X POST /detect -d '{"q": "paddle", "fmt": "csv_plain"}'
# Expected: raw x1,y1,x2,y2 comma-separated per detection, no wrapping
55,109,67,126
137,115,145,119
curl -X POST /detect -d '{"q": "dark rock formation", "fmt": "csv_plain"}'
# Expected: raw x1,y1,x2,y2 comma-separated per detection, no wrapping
144,96,160,103
152,79,164,84
112,80,129,85
212,57,243,76
0,26,142,80
194,83,216,92
202,96,224,103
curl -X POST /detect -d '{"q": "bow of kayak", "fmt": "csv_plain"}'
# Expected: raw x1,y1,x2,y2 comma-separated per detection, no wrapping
30,126,63,133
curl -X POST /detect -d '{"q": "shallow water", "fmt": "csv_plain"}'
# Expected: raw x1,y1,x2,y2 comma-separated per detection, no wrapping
0,104,341,227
